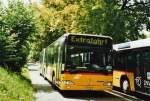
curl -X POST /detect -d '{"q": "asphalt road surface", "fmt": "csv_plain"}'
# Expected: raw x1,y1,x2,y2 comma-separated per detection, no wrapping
28,63,145,101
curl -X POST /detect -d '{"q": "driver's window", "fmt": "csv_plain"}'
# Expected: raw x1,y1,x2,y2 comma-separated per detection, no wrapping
71,54,81,66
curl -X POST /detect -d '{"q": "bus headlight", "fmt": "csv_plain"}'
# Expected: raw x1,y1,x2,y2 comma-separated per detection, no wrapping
62,80,74,85
103,82,112,86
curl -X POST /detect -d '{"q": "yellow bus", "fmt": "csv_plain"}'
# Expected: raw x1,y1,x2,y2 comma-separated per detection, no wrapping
113,38,150,96
40,33,113,91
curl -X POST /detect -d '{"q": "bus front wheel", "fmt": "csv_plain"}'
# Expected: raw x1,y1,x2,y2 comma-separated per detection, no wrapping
121,79,130,94
52,76,57,90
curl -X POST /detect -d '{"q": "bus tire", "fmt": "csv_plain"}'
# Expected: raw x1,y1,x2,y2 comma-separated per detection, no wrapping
121,79,130,94
52,75,57,90
40,73,42,76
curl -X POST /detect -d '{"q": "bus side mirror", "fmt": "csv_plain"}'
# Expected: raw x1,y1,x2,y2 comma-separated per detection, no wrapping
106,66,112,71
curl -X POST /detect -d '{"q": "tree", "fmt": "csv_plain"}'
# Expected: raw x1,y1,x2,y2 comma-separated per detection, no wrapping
117,0,150,41
0,1,40,71
41,0,149,43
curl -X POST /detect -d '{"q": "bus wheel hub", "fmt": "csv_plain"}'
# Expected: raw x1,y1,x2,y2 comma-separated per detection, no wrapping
123,80,129,91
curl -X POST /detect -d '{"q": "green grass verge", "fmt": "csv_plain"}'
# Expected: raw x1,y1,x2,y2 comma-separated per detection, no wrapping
0,67,34,101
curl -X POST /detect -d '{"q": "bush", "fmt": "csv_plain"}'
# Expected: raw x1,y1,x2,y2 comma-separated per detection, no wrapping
0,67,34,101
0,1,39,71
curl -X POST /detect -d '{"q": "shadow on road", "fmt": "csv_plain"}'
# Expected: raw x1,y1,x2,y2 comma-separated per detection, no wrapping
134,93,149,101
59,90,116,99
33,84,55,93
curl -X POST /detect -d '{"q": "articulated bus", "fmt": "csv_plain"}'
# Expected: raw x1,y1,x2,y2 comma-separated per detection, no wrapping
113,38,150,96
40,33,113,91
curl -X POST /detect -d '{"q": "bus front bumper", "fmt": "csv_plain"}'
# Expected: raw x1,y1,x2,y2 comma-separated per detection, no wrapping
59,82,112,91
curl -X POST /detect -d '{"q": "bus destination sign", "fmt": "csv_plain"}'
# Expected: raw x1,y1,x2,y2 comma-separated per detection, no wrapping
68,35,110,47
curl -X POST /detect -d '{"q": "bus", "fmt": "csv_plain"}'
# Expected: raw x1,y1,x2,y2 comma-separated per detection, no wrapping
40,33,113,91
113,38,150,96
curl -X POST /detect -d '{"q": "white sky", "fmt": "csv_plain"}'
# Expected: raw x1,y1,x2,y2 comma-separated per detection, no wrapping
0,0,42,7
142,30,150,35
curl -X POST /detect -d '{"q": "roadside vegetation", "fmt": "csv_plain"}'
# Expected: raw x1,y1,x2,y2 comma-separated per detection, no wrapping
0,67,34,101
0,1,38,100
0,0,41,71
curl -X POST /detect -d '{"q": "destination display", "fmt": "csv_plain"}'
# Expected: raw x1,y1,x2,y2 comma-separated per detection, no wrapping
67,35,112,48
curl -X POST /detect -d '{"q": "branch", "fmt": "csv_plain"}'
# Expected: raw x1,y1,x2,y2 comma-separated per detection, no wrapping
122,1,150,10
121,0,131,10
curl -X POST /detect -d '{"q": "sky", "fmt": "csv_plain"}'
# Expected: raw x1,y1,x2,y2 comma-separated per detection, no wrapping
0,0,42,7
142,30,150,35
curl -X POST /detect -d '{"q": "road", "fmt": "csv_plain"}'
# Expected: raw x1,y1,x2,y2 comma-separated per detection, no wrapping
28,63,144,101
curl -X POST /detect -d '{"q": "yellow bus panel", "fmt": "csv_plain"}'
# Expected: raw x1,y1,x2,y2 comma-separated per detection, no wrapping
58,73,112,91
113,70,135,91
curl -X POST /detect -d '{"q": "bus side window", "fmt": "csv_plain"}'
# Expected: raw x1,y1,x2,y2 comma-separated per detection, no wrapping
143,50,150,68
135,51,142,76
126,52,136,71
114,53,125,70
143,49,150,80
114,54,119,69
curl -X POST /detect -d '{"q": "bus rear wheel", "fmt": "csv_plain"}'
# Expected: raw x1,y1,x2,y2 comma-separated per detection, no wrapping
52,76,57,90
52,76,56,85
121,79,130,94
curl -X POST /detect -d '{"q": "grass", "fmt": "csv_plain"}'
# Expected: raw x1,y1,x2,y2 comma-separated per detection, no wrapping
0,67,34,101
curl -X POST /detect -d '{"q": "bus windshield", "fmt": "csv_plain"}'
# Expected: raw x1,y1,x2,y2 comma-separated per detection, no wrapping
66,45,112,73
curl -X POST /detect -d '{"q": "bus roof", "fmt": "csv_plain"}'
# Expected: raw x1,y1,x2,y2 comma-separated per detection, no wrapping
113,38,150,51
64,33,112,39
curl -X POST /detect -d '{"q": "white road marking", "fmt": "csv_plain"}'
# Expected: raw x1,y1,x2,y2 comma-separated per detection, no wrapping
104,90,133,101
112,90,138,100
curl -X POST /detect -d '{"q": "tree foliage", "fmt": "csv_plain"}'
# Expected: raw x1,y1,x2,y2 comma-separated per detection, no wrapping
0,1,39,71
11,0,150,61
38,0,149,44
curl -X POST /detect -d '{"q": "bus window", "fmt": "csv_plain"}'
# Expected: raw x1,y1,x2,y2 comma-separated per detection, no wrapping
114,53,125,70
143,50,150,80
66,45,110,72
126,51,137,72
135,52,142,76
